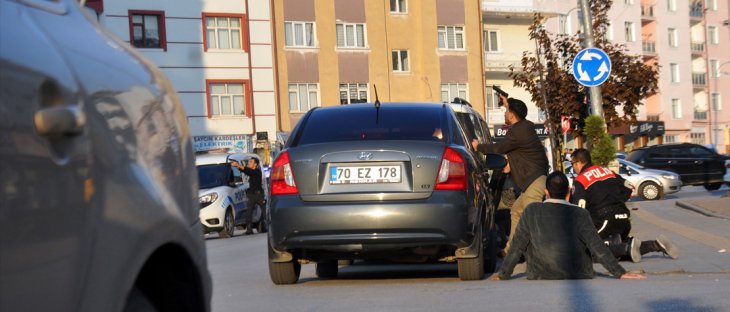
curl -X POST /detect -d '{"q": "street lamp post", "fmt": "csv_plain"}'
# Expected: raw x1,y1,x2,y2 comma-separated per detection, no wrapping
577,0,604,118
712,61,730,150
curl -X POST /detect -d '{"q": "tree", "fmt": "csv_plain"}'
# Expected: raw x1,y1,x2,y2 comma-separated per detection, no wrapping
509,0,659,145
584,115,616,166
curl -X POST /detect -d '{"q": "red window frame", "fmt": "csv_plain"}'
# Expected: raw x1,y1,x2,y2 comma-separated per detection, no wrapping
128,10,167,51
201,13,249,52
205,80,252,118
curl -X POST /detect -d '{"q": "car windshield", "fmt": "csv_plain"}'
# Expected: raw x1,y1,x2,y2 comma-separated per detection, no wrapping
198,164,231,189
295,105,444,145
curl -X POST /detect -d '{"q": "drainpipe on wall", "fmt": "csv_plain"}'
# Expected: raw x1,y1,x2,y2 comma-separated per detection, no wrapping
245,0,257,138
270,0,283,132
702,5,713,147
477,0,487,118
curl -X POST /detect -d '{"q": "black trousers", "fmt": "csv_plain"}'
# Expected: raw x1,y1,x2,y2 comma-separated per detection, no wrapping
245,190,266,232
593,210,661,258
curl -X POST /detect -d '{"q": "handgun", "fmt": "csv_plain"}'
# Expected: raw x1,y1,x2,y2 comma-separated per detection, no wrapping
491,85,509,98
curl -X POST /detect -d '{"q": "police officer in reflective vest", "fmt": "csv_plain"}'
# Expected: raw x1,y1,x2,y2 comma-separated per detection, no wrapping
570,148,678,262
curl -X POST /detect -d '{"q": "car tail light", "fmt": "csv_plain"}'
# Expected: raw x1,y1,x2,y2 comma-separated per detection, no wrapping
434,147,467,191
271,151,298,195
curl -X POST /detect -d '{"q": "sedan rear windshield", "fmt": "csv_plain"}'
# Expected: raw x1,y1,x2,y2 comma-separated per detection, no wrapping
295,105,445,145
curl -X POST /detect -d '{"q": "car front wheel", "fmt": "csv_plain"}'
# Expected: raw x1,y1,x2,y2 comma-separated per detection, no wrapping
704,183,722,191
219,209,235,238
639,181,662,201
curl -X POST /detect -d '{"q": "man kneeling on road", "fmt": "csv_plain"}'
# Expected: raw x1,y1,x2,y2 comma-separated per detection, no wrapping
492,172,646,280
570,148,678,262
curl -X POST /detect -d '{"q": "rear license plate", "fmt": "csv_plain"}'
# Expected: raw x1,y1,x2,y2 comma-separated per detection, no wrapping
329,165,401,184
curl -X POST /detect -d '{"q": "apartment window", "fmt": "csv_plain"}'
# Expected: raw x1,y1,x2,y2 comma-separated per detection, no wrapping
707,0,717,11
339,83,368,104
441,83,468,102
483,30,499,52
203,15,244,51
624,22,635,42
284,22,315,48
708,26,719,44
288,83,319,112
667,0,676,12
438,26,465,50
558,14,570,35
690,132,705,144
625,0,634,4
207,81,248,117
128,10,166,50
671,98,682,119
668,28,678,47
486,85,501,110
664,135,677,143
392,50,409,72
336,23,366,48
390,0,407,13
605,20,614,40
710,59,720,78
712,93,722,111
670,63,680,83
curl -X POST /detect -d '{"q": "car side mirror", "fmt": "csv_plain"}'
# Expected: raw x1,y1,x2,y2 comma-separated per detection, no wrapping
484,153,507,170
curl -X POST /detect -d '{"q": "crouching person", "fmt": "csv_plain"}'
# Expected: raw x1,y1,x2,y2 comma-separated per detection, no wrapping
491,172,646,280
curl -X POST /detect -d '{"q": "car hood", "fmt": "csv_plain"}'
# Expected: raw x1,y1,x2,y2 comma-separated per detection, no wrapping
642,168,676,176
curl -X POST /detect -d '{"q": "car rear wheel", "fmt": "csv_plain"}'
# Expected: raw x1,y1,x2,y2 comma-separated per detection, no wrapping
484,228,498,273
219,209,235,238
268,246,300,285
704,183,722,191
639,181,661,201
457,248,484,281
315,260,338,279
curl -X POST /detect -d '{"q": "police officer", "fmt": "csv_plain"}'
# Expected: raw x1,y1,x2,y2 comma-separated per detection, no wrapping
232,158,266,235
570,148,678,262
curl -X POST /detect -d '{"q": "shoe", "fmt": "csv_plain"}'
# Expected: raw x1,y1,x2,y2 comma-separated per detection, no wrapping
245,230,254,235
656,234,678,259
629,237,641,263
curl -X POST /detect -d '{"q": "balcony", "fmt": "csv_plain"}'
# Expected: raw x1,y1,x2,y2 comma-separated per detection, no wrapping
690,6,703,23
691,42,705,56
694,110,707,120
692,72,707,88
484,52,524,72
642,41,656,56
481,0,559,18
641,5,655,22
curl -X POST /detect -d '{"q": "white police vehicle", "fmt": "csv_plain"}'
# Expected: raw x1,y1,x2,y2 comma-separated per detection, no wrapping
197,152,269,238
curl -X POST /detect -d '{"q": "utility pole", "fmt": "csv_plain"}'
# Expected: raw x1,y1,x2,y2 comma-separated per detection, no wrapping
577,0,604,117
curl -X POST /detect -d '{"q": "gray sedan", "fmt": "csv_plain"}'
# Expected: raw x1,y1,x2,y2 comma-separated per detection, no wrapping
566,159,681,200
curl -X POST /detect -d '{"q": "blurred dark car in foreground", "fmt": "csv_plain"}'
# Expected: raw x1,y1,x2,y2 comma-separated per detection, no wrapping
267,102,506,284
0,0,211,310
627,143,728,191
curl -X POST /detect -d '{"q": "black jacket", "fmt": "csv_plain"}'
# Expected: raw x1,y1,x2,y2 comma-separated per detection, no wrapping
241,166,263,192
570,163,633,218
475,119,549,191
498,199,627,280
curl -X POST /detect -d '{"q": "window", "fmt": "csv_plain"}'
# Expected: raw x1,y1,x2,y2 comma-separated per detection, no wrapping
710,59,720,78
624,22,635,42
392,50,409,72
438,26,465,50
339,83,368,104
664,135,677,143
483,30,499,52
671,98,682,119
390,0,407,13
625,0,634,4
712,93,721,111
667,0,676,12
670,63,680,83
336,23,366,48
285,21,315,47
128,10,166,50
690,133,705,145
486,85,501,110
668,28,678,47
707,0,717,11
708,26,719,44
605,20,614,40
204,15,244,51
207,81,248,117
558,14,570,35
441,83,468,102
288,83,319,112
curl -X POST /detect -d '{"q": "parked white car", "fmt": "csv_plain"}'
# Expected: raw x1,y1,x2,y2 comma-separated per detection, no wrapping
197,152,269,237
566,159,682,201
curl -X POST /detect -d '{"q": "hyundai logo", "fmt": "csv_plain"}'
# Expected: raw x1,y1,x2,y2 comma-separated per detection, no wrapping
358,152,373,160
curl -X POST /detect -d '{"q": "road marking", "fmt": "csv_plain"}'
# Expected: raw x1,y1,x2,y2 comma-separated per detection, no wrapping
633,206,730,250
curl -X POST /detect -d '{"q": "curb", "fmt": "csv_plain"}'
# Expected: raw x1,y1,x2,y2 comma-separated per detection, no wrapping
675,201,729,220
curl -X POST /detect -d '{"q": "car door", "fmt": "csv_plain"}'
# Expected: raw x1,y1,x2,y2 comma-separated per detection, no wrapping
0,0,93,310
688,145,724,183
665,146,695,184
229,158,248,223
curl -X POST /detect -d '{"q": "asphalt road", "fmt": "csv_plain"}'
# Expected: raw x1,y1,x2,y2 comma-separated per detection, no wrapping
206,186,730,312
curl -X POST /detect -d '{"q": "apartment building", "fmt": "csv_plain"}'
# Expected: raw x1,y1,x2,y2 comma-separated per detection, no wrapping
85,0,278,157
272,0,486,131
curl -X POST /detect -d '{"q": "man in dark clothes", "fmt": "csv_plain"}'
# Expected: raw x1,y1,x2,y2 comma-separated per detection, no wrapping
492,171,646,280
570,148,678,262
471,97,549,251
231,158,266,235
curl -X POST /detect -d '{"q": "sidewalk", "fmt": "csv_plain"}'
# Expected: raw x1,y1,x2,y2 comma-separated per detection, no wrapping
676,196,730,220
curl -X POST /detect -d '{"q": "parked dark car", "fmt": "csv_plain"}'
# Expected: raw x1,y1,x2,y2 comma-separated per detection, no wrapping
266,102,506,284
0,0,211,310
627,143,728,191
